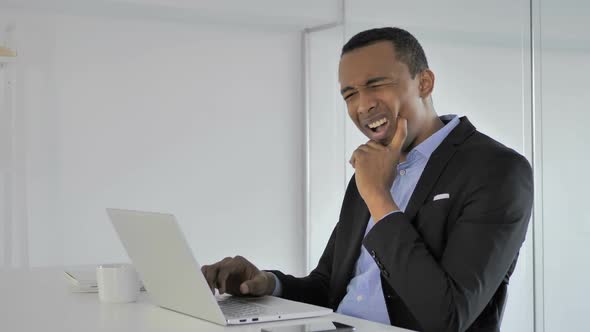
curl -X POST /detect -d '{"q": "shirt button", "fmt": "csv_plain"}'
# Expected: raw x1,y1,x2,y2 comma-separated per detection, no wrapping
376,260,383,269
356,295,363,302
400,169,406,176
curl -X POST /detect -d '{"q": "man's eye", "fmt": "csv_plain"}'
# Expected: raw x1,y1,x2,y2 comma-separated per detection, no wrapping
344,92,357,100
370,81,396,89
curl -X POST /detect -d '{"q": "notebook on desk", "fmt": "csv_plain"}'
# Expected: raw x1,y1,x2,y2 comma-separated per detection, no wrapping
64,267,99,292
64,266,145,293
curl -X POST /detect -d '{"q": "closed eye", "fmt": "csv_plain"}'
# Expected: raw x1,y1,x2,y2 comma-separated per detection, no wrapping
344,91,357,100
368,81,396,89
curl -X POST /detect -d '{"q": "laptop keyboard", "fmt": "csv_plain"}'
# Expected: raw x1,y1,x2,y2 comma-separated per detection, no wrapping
217,297,273,318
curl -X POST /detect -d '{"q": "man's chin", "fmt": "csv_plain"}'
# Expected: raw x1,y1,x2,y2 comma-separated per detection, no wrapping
364,129,393,146
375,135,393,146
362,131,392,145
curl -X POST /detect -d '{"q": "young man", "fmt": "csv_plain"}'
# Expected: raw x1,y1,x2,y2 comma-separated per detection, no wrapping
202,27,533,332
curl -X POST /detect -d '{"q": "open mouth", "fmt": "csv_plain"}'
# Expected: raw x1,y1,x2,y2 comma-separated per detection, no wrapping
367,117,388,132
362,116,391,142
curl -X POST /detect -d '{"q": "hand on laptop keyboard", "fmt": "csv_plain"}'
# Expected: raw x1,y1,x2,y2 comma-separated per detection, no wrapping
201,255,276,297
217,296,273,318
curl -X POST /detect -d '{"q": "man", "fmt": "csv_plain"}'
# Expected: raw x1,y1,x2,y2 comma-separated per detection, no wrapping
201,27,533,332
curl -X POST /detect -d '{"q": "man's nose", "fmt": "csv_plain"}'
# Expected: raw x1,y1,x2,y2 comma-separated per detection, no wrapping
357,91,377,115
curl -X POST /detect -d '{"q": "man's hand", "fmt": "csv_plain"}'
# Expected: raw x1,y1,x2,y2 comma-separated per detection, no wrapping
201,255,276,297
350,117,408,221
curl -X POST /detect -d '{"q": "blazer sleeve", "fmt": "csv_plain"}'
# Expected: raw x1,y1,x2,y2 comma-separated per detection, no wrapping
363,152,534,332
267,222,338,308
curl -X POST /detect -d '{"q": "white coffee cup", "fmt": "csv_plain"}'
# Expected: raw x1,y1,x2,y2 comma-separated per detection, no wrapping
96,263,140,303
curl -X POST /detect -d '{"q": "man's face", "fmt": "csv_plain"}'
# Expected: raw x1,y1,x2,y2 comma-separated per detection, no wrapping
339,41,423,147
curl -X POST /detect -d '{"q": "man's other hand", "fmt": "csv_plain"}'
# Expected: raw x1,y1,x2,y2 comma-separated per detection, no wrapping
201,255,275,297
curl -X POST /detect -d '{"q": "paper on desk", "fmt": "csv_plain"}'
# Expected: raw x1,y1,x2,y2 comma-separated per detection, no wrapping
64,266,145,293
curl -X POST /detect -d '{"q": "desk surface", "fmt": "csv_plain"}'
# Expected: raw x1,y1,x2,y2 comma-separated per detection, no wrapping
0,268,414,332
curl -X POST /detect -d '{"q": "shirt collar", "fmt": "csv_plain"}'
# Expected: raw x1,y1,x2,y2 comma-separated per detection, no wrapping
412,114,460,160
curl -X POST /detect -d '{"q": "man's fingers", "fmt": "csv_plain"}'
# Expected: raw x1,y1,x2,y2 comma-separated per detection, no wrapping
201,264,218,295
216,269,231,295
349,152,356,168
352,146,369,167
366,140,385,150
388,117,408,151
349,152,358,168
357,144,373,153
201,257,233,294
239,273,268,296
216,257,245,294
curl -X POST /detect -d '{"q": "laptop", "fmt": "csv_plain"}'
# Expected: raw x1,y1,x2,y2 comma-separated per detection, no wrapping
106,208,332,325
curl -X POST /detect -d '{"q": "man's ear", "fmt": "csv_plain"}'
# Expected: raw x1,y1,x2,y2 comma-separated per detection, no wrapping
418,69,435,98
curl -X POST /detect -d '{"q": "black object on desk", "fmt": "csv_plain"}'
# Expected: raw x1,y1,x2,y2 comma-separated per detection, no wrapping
261,321,355,332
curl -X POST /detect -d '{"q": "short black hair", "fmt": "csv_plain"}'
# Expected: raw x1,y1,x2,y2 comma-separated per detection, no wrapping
342,27,429,78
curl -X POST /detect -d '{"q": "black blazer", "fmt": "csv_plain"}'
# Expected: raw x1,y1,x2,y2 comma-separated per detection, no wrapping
270,117,533,332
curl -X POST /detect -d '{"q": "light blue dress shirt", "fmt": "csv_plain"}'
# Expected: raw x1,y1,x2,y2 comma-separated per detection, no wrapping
273,115,460,325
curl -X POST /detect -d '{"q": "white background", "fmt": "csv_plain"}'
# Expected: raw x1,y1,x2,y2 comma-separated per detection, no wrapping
539,1,590,330
0,0,345,275
1,1,588,331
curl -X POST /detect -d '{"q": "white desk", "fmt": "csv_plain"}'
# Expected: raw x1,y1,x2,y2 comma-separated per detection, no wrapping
0,268,414,332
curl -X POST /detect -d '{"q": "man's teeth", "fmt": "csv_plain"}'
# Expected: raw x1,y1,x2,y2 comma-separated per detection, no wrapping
368,118,388,129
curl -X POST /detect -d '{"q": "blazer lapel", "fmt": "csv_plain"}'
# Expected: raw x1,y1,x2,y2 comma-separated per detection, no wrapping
403,117,476,221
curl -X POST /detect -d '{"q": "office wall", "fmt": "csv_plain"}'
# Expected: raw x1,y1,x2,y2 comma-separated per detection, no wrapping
0,8,306,275
306,26,347,272
540,1,590,330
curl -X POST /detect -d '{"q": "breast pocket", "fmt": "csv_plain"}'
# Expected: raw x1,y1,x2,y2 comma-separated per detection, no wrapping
414,198,451,259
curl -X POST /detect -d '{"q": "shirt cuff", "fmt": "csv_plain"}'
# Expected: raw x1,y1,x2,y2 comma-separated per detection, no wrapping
270,272,282,297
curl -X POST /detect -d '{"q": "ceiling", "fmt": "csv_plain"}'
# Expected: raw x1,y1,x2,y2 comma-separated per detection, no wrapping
0,0,343,30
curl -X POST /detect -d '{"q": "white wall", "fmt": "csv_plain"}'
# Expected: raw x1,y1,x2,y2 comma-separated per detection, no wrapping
3,2,588,330
540,1,590,330
541,49,590,331
0,28,26,267
0,8,307,275
306,26,346,272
